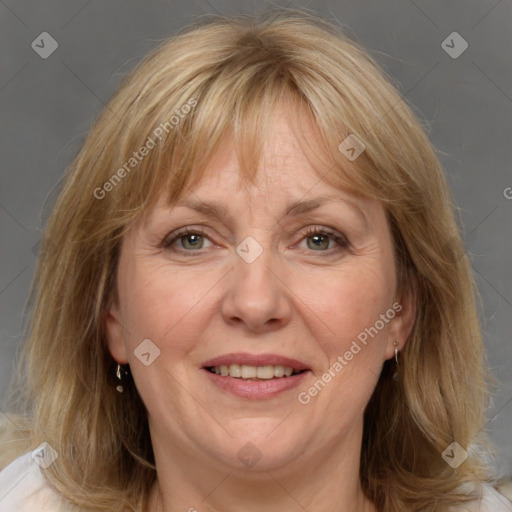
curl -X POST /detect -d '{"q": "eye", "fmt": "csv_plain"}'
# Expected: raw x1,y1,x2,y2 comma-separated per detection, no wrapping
298,227,349,253
162,225,350,256
162,227,213,253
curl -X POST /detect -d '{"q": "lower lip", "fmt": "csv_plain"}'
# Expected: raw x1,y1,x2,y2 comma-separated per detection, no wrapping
202,368,310,399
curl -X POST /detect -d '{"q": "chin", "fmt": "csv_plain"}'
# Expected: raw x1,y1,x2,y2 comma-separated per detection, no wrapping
224,425,305,471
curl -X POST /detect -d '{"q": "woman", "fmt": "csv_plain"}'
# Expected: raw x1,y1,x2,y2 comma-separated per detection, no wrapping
1,9,510,512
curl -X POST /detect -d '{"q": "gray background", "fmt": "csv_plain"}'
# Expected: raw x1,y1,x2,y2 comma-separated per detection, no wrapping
1,0,511,476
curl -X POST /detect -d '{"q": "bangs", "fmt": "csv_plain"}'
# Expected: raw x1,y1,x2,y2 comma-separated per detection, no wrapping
100,44,379,235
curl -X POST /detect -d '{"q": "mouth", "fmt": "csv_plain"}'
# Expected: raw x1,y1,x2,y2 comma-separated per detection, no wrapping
201,353,311,399
201,352,310,379
204,364,306,380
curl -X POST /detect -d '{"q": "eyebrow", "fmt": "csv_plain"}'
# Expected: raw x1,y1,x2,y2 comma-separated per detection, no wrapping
175,194,364,220
285,195,344,216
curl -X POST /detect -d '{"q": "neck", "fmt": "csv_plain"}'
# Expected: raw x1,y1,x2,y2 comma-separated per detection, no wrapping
146,421,376,512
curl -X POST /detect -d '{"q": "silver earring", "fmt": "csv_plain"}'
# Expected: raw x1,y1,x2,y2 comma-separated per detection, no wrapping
392,341,399,381
116,364,124,393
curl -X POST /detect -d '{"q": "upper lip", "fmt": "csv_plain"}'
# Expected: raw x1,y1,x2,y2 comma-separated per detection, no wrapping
202,353,310,371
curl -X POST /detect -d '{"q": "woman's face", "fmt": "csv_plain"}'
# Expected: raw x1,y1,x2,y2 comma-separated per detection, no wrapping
106,111,414,474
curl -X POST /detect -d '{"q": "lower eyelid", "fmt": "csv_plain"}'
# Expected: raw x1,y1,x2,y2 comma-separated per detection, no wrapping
297,236,348,252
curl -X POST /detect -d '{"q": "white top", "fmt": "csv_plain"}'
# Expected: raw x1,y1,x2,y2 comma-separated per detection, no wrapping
1,448,512,511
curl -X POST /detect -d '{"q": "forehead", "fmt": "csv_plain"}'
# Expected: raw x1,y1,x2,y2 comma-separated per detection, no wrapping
181,112,356,205
133,100,377,231
141,112,380,231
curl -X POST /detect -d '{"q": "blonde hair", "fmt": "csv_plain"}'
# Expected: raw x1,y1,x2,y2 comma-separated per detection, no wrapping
4,8,492,512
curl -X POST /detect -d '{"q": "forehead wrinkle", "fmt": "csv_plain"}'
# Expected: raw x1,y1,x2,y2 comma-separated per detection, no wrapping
172,191,370,232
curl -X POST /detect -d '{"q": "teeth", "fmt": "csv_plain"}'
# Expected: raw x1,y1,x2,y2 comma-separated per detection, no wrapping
241,365,257,379
229,364,241,378
210,364,301,379
274,365,285,377
256,365,274,379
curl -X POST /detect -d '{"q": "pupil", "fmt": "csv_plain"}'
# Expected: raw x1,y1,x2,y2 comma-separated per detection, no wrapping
184,234,202,249
309,234,328,250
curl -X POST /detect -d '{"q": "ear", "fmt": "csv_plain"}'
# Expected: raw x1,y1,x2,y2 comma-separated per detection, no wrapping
104,298,129,364
384,276,417,360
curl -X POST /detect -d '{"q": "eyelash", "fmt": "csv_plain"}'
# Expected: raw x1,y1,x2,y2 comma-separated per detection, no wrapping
162,226,350,256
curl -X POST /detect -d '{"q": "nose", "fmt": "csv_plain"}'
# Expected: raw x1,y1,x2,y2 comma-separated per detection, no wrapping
221,245,292,334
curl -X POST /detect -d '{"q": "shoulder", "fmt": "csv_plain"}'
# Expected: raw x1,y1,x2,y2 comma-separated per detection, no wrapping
479,484,512,511
0,447,73,512
454,482,512,512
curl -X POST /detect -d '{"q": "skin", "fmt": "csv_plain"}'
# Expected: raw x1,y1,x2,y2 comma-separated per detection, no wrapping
106,109,416,512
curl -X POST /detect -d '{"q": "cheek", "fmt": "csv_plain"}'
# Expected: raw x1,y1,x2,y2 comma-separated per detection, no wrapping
292,269,393,416
118,260,220,352
291,263,395,417
116,262,213,406
297,263,393,346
